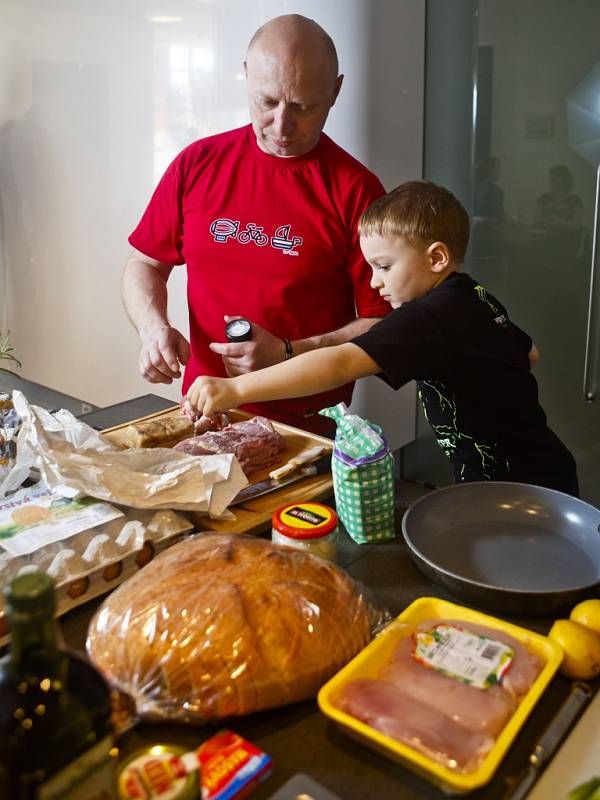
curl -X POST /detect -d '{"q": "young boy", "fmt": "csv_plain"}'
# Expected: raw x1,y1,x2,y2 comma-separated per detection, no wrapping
187,181,579,495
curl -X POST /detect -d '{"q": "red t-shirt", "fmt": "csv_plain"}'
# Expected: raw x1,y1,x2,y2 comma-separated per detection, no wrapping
129,124,388,433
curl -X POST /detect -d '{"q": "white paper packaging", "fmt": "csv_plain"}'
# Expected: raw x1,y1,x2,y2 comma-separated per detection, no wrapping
0,392,248,517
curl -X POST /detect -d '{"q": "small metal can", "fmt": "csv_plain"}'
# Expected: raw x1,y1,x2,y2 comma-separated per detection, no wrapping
117,744,199,800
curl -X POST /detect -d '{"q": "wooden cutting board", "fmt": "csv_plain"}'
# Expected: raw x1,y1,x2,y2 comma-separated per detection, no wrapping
102,407,334,535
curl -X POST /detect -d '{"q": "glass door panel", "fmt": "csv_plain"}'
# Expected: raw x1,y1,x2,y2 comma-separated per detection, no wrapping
404,0,600,506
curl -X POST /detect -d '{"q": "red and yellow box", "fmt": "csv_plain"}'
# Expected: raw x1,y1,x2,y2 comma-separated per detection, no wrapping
198,730,272,800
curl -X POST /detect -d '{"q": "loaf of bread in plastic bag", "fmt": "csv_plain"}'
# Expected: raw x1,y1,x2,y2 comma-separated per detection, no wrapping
87,533,386,722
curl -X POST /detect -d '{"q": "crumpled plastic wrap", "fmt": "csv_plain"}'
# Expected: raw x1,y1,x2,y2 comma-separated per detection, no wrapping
0,392,21,486
0,392,247,517
86,533,390,723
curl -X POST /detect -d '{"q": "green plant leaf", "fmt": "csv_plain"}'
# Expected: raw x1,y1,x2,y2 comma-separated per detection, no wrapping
0,331,22,369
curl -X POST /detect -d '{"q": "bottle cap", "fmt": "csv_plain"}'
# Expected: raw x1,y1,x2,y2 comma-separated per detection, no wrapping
225,318,252,343
272,502,338,540
5,573,55,612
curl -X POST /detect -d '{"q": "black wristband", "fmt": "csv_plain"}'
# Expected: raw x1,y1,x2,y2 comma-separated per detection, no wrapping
282,337,294,360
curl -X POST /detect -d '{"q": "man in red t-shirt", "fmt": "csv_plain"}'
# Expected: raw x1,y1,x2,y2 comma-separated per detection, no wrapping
122,14,389,434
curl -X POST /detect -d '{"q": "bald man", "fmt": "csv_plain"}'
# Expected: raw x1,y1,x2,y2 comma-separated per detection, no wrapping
122,14,388,434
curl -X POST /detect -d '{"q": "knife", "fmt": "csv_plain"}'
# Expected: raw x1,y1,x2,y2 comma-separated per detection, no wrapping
231,453,332,506
501,682,593,800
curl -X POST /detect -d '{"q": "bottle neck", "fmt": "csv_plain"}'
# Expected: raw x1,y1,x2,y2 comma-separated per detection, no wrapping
9,607,60,674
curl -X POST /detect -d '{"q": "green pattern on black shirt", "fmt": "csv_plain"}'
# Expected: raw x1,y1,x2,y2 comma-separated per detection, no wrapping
418,379,503,481
417,282,511,482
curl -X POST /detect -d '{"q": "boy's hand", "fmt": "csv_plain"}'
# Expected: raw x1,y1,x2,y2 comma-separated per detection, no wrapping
186,376,240,417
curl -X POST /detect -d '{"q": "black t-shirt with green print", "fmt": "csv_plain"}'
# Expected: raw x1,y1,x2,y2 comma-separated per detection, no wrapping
352,271,578,494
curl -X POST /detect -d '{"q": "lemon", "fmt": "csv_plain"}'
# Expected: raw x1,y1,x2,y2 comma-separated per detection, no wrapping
570,598,600,635
549,619,600,680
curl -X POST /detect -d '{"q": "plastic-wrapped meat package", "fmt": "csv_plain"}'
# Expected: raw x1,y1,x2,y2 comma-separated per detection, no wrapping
334,618,543,773
336,679,494,771
379,636,517,736
438,620,542,701
86,534,389,723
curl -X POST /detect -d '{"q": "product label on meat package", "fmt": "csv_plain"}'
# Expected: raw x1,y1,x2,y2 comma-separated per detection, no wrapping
413,624,514,689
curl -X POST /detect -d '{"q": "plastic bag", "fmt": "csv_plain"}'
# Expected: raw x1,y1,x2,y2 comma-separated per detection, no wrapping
1,391,246,516
86,533,389,723
0,393,22,491
320,403,395,543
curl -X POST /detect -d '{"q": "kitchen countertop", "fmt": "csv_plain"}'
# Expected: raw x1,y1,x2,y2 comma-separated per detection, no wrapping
56,396,598,800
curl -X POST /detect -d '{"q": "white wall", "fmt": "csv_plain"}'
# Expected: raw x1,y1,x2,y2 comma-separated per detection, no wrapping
1,0,424,445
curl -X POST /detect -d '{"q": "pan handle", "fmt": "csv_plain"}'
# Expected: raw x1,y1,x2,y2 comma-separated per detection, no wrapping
583,162,600,402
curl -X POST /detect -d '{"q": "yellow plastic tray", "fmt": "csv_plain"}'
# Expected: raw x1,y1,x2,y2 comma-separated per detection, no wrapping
318,597,563,794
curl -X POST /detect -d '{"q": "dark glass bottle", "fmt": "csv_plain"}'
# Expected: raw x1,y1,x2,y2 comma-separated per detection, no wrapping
0,573,116,799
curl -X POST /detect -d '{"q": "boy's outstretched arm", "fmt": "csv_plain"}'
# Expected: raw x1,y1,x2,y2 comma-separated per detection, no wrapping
186,343,381,417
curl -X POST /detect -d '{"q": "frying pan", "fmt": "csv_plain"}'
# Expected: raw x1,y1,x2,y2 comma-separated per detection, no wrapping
401,482,600,615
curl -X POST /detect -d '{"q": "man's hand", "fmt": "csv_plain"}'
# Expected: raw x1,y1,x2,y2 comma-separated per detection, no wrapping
139,325,190,384
209,315,285,377
187,375,240,417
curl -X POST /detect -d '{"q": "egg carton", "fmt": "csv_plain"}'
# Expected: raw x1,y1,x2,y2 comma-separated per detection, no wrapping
0,507,194,642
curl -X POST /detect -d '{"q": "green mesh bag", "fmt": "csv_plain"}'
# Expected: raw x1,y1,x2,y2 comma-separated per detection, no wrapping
320,403,396,544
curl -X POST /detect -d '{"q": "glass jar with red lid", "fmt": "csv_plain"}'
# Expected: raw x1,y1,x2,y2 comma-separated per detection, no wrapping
271,502,339,562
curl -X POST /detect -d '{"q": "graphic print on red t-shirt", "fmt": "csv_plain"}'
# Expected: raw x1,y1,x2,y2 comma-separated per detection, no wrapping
209,218,304,256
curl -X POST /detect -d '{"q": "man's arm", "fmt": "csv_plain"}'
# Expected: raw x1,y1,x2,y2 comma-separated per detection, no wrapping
187,342,380,416
209,315,382,376
121,249,190,384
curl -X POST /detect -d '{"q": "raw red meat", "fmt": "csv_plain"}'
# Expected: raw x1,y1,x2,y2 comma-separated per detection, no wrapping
180,396,198,421
193,413,230,435
179,397,230,434
174,416,286,475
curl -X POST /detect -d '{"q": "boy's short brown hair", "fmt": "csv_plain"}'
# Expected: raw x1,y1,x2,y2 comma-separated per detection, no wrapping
359,180,470,263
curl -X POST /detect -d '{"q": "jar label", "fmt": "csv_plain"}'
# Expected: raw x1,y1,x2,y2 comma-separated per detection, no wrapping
118,748,195,799
285,506,328,526
37,735,116,800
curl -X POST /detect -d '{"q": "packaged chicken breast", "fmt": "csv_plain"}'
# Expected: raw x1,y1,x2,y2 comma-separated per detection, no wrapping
318,597,563,794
